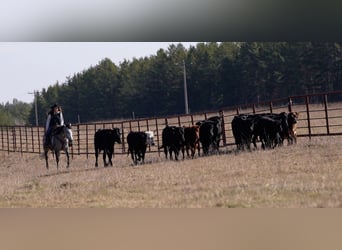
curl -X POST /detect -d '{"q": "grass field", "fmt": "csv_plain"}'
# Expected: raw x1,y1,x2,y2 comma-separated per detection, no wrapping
0,136,341,208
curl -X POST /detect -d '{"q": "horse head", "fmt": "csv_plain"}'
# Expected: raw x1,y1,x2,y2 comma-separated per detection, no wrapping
65,123,74,146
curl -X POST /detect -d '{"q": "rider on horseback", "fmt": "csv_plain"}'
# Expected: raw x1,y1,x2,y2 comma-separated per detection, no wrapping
44,103,64,148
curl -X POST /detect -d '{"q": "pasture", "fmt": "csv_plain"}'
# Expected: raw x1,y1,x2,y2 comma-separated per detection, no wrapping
0,136,341,208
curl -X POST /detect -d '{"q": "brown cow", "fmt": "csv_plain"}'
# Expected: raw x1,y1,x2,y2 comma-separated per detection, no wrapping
287,112,299,144
184,125,200,158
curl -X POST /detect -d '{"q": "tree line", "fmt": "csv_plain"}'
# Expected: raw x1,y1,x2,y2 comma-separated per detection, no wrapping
1,42,341,126
0,99,31,126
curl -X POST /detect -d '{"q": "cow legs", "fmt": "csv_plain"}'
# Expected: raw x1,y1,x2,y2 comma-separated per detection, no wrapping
103,149,113,167
185,144,191,158
181,146,184,160
134,153,138,165
141,149,146,164
168,148,174,160
132,148,146,166
136,151,142,164
108,149,114,166
287,130,297,145
132,150,138,165
174,150,178,161
130,150,136,165
45,149,49,169
202,144,209,155
95,149,99,167
102,151,108,166
190,144,196,159
164,147,168,159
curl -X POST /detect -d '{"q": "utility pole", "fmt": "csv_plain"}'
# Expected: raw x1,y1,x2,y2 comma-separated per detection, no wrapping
183,60,189,115
28,90,39,126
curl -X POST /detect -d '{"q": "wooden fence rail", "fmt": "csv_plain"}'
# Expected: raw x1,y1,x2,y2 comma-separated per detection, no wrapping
1,92,342,157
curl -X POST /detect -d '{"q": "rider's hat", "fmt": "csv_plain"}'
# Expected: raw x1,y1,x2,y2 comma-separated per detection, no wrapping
50,103,59,109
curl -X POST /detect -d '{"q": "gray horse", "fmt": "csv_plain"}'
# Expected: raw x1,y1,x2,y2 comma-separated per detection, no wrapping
44,124,74,170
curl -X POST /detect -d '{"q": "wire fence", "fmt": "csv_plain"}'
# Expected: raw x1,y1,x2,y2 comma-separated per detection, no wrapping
1,91,342,157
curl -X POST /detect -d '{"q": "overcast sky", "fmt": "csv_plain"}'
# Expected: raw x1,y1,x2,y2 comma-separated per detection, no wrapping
0,42,197,104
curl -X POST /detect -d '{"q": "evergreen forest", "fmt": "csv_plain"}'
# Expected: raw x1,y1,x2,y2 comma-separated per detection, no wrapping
1,42,342,126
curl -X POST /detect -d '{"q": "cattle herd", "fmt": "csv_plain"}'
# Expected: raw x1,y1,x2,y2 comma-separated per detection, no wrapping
232,111,299,150
92,111,299,167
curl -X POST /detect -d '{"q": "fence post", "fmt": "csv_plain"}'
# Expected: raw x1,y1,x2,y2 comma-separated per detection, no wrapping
220,110,227,146
77,124,81,156
31,126,34,153
7,127,10,154
146,119,150,132
324,94,330,135
269,101,273,113
85,124,89,158
38,126,41,154
305,96,311,139
121,122,125,154
12,127,16,152
288,98,293,112
155,118,160,156
25,126,28,152
19,127,23,155
1,127,3,149
252,104,256,114
70,135,74,158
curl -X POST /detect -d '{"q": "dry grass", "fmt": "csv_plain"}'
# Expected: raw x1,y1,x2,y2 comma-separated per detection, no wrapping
0,136,341,208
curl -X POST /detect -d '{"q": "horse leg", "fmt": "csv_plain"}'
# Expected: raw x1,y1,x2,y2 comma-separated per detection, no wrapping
55,150,60,170
65,149,70,168
45,149,49,169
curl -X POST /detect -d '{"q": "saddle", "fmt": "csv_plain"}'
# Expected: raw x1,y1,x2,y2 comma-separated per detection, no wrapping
44,125,64,148
51,125,64,136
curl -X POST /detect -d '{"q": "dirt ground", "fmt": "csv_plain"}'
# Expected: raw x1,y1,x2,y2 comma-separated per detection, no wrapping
0,136,341,207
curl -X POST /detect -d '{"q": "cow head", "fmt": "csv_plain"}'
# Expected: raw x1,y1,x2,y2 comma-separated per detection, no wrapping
145,131,155,146
288,112,299,126
112,128,121,144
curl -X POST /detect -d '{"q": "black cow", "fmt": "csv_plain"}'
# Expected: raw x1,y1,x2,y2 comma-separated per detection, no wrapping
127,131,155,165
199,116,223,155
94,128,121,167
160,126,185,160
231,112,289,150
231,114,255,150
237,112,290,149
286,112,299,144
184,125,200,158
252,115,284,149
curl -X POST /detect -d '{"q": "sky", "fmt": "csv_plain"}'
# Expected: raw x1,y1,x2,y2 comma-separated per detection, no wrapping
0,42,198,104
